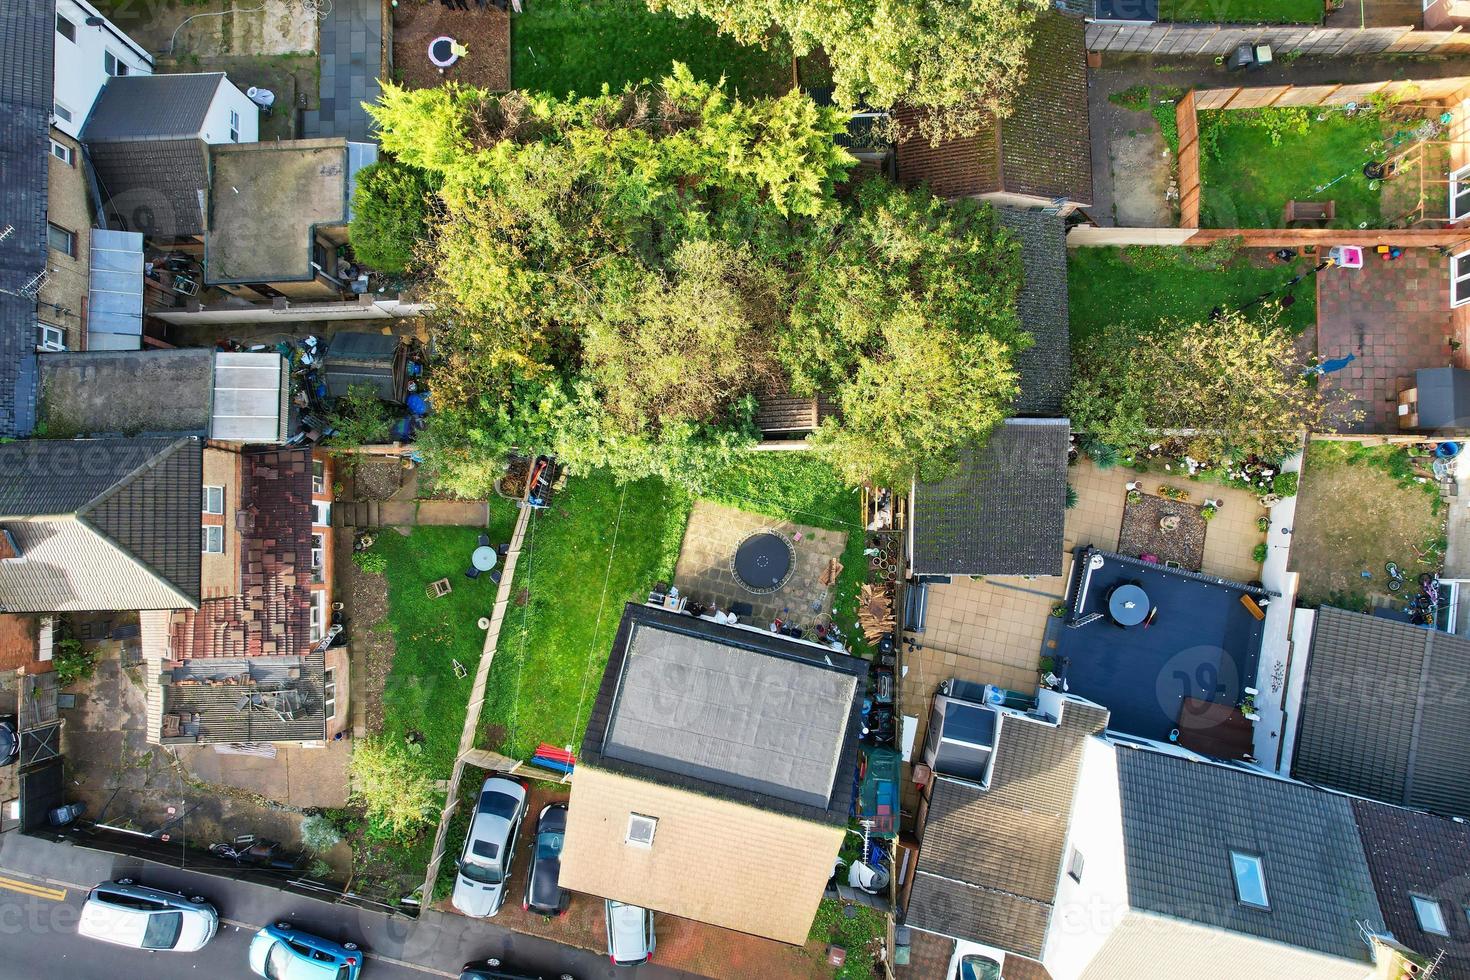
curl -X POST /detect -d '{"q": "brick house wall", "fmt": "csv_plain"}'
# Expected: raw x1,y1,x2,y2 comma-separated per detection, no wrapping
40,127,91,351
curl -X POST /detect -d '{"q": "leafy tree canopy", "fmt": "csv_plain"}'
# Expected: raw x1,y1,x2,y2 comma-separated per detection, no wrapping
349,160,440,274
1067,310,1353,466
648,0,1051,141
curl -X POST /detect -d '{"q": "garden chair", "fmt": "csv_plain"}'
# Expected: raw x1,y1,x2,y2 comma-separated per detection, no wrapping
452,659,468,680
427,577,452,598
466,565,481,580
478,533,490,548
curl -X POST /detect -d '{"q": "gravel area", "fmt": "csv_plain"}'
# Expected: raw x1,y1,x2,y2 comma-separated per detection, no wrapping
1118,493,1208,570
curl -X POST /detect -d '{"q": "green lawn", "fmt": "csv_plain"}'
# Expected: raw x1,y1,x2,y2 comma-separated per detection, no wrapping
1199,109,1384,229
480,453,871,760
373,506,519,779
1159,0,1320,23
1068,245,1318,342
511,0,792,98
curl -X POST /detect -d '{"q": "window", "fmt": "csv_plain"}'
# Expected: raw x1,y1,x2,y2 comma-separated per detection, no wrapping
1453,165,1470,223
1066,847,1085,884
1413,894,1449,936
104,50,128,77
202,525,224,554
229,108,240,143
1229,851,1269,910
625,813,657,848
47,223,75,257
202,485,224,514
56,13,75,42
311,531,325,579
310,591,328,641
312,459,326,495
36,323,65,352
53,102,73,124
1454,252,1470,308
313,501,331,526
50,139,74,166
323,668,337,720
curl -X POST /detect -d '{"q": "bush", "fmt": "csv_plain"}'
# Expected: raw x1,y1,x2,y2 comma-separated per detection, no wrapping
53,636,97,687
300,814,344,852
326,384,393,447
349,160,439,274
1253,542,1269,563
352,550,388,575
348,738,441,837
1272,471,1299,498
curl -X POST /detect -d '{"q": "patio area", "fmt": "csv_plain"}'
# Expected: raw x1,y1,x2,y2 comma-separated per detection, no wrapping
671,501,848,629
1316,252,1460,433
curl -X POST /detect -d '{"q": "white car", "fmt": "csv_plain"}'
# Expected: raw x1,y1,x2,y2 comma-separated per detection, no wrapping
605,900,655,966
77,878,218,952
948,939,1007,980
451,776,529,918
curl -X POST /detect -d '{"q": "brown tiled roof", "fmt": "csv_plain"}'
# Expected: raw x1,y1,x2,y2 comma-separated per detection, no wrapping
0,614,38,670
895,13,1092,207
168,449,313,660
906,697,1109,957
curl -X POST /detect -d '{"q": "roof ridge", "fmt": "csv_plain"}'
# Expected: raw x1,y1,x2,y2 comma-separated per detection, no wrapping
1401,627,1437,806
77,436,195,515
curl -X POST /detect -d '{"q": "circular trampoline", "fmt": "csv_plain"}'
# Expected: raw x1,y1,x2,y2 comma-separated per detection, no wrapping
731,529,795,595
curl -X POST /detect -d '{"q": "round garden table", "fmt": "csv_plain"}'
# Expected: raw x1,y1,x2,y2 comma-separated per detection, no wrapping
732,531,794,594
1108,584,1150,627
471,545,498,572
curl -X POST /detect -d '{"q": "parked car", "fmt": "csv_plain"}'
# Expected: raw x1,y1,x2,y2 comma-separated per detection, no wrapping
459,958,573,980
0,716,16,767
451,776,529,918
523,802,569,916
77,878,218,952
248,922,362,980
947,940,1008,980
604,900,655,967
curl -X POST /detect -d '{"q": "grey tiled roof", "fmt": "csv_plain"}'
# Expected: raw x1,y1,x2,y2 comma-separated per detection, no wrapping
1292,607,1470,818
0,1,54,437
1117,747,1384,964
910,419,1070,576
81,74,226,141
1352,798,1470,978
0,438,202,611
906,697,1109,956
997,209,1070,417
86,139,210,240
582,604,868,826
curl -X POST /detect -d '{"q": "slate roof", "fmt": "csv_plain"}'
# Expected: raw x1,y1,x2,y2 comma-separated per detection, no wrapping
86,139,210,240
581,603,868,825
1116,747,1384,965
0,438,203,611
910,419,1070,576
1292,607,1470,818
0,1,54,438
894,13,1092,207
81,73,227,141
906,696,1109,957
1352,799,1470,978
996,209,1070,417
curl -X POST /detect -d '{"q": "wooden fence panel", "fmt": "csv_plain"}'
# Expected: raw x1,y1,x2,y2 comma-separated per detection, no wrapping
1084,21,1430,57
1177,91,1202,229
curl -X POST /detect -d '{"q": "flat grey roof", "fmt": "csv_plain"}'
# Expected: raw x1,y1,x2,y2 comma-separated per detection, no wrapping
602,620,858,809
39,349,213,437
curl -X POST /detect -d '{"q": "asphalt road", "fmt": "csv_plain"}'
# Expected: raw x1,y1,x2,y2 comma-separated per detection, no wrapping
0,832,699,980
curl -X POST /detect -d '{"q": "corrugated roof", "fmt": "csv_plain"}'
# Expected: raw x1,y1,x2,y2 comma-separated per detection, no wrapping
87,229,145,350
1117,747,1384,964
997,209,1070,417
906,696,1108,956
0,1,54,437
910,419,1070,576
211,352,288,443
1292,607,1470,818
1352,798,1470,978
81,73,226,142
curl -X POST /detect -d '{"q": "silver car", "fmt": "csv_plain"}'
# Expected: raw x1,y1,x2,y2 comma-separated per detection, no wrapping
604,900,655,966
451,776,529,918
77,878,218,952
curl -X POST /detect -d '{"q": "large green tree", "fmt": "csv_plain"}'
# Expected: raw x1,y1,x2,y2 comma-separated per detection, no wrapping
348,160,439,273
648,0,1051,141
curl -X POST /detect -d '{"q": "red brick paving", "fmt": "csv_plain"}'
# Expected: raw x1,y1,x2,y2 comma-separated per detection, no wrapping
1315,250,1456,433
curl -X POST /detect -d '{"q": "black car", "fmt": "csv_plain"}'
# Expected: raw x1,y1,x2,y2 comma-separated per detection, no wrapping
459,959,572,980
522,802,570,916
0,716,17,768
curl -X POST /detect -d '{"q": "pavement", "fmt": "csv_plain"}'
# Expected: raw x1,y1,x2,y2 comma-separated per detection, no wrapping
0,830,700,979
305,0,382,142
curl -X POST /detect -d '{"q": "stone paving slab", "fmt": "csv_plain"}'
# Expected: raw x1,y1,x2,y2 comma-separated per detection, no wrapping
671,500,847,629
416,499,489,526
306,0,381,141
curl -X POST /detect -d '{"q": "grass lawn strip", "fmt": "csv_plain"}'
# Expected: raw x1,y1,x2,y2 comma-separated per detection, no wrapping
511,0,792,98
1159,0,1320,23
1068,245,1318,342
372,503,519,779
1198,108,1385,229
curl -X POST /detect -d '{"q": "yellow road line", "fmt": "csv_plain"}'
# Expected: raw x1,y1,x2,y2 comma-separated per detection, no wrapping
0,875,67,902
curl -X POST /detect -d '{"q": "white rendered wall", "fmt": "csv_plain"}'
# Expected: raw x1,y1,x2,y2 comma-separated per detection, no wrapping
53,0,153,139
200,79,259,146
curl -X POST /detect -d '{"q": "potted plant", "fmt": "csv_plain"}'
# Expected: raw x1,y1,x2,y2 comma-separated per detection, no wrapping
1126,489,1143,504
1201,504,1218,521
1240,694,1259,720
1256,516,1270,533
1051,603,1068,618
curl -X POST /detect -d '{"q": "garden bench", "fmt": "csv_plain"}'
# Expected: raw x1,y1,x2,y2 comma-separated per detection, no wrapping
1283,200,1335,225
